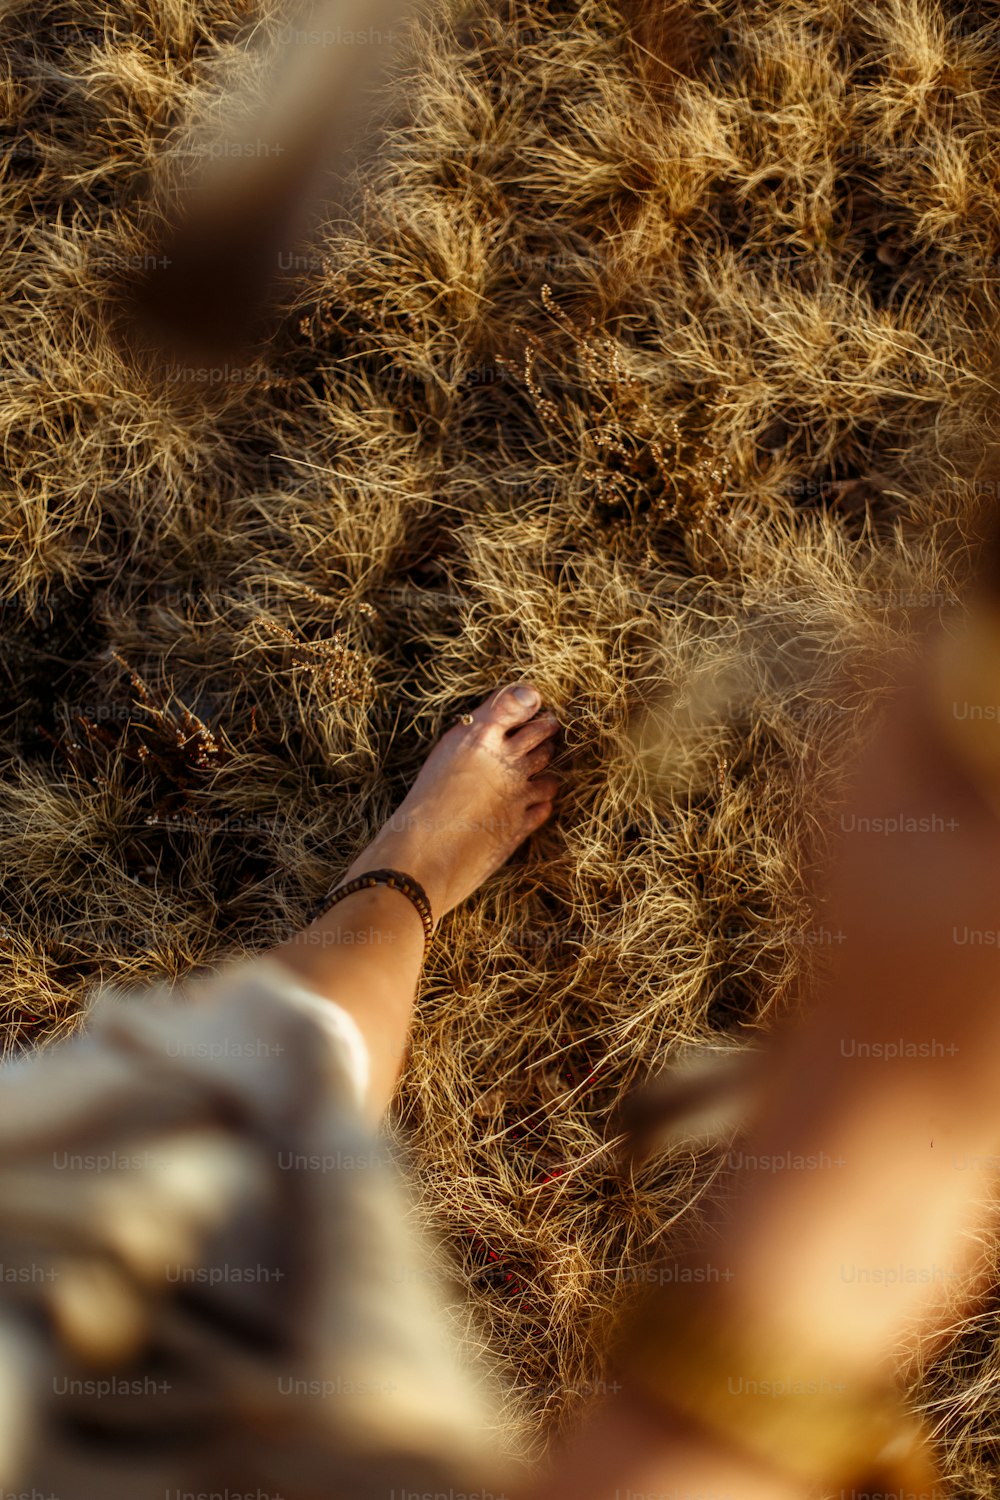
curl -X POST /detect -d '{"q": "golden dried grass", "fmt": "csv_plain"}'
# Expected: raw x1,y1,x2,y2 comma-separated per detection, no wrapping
2,0,1000,1485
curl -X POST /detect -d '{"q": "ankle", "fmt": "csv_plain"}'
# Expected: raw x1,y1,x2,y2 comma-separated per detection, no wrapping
346,840,451,926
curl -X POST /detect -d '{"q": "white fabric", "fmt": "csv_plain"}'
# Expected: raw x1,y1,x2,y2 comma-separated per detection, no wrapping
0,949,511,1499
156,952,373,1113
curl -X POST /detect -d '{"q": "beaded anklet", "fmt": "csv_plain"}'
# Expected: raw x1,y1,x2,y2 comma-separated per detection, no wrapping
305,868,435,950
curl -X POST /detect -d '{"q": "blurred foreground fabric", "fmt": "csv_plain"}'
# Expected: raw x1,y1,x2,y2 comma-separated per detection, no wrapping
0,957,504,1500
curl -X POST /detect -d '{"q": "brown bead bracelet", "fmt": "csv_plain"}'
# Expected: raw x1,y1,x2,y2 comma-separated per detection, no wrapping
305,868,435,948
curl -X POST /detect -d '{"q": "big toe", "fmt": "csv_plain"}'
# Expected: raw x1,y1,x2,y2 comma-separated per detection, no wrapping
477,681,543,732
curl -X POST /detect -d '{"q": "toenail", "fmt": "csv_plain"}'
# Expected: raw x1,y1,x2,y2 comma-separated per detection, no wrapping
511,684,539,706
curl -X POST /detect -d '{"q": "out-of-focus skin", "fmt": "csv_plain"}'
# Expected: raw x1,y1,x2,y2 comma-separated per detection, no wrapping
520,1395,807,1500
708,638,1000,1377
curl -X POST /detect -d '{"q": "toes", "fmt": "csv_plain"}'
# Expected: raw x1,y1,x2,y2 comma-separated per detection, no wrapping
522,742,556,778
507,712,560,753
526,772,560,802
476,681,542,732
525,800,554,831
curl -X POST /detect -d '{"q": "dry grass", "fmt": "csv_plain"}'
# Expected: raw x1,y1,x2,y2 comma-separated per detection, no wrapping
3,0,1000,1485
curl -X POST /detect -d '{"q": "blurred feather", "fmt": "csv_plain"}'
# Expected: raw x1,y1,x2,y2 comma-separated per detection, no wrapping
114,0,413,370
616,1044,768,1164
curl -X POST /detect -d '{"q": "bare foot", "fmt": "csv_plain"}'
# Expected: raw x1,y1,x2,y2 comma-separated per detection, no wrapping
343,682,560,923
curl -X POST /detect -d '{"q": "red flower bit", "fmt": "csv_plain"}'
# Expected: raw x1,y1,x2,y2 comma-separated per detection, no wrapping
461,1221,534,1307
